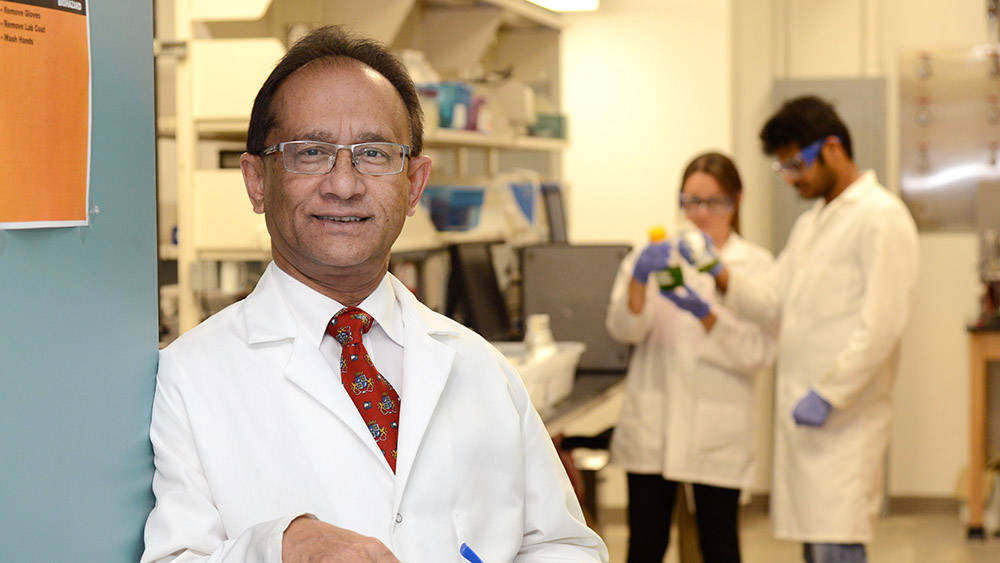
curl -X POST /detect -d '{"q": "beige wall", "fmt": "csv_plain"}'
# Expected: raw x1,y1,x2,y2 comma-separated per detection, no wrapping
562,0,732,248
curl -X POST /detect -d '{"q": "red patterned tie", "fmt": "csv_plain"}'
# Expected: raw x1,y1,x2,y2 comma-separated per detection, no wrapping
327,307,401,472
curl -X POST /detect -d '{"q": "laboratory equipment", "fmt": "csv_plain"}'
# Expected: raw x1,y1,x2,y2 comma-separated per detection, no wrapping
421,185,486,231
899,45,1000,230
445,242,515,341
541,183,568,243
492,340,586,411
522,244,632,371
677,224,721,274
975,228,1000,329
524,313,557,361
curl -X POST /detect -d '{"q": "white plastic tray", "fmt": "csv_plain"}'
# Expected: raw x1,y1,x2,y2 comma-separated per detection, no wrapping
492,341,586,411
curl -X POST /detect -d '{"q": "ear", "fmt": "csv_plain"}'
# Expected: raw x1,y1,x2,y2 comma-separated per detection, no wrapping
404,154,433,217
823,135,844,161
241,152,267,214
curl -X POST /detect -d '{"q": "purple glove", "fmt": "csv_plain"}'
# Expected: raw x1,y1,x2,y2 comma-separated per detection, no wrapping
662,284,711,319
678,231,723,276
632,242,673,283
792,390,832,427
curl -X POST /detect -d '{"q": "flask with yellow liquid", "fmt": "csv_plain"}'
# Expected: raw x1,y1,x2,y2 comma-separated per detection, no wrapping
648,225,683,291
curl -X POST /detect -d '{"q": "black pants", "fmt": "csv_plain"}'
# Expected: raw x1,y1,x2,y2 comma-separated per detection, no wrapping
626,472,741,563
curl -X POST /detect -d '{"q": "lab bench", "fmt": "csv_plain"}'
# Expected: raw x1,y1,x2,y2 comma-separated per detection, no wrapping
966,327,1000,539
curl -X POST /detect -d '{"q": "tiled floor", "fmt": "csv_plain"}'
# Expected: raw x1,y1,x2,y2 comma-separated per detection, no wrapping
597,508,1000,562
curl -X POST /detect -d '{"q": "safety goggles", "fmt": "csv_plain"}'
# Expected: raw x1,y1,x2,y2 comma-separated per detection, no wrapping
770,137,830,177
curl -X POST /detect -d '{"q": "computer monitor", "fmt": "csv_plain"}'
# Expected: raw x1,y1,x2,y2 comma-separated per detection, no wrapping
541,183,568,243
445,242,514,341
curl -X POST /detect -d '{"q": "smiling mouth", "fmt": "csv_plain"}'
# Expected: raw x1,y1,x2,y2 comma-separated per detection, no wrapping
314,215,370,223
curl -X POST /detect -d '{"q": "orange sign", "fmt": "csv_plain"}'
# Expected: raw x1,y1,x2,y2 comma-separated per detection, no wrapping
0,0,89,229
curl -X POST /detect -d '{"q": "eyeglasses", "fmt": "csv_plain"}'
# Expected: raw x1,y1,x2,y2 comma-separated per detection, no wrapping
679,194,732,213
260,140,411,176
770,137,829,177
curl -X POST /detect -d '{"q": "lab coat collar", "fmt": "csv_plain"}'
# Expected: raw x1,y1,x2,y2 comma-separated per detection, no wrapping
837,170,877,204
808,170,878,226
268,264,404,348
243,263,298,344
242,262,461,479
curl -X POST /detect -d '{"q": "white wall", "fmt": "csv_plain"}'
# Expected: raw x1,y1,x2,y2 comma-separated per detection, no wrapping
559,0,735,509
732,0,988,497
562,0,732,247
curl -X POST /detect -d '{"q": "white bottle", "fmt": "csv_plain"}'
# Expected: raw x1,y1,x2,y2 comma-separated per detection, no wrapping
524,313,557,362
677,220,720,274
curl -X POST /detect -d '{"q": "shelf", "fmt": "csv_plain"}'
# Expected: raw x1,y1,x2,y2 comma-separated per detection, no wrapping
481,0,564,30
157,117,566,151
160,244,179,260
425,128,567,151
196,249,271,262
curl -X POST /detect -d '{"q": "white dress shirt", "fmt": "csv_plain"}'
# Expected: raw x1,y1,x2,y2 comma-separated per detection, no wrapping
271,265,405,396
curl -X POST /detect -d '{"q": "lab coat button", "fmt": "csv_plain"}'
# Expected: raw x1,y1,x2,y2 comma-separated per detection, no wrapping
395,513,403,524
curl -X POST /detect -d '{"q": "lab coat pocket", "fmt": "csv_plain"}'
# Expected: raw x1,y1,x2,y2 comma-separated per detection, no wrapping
693,401,747,465
612,391,664,463
809,266,861,322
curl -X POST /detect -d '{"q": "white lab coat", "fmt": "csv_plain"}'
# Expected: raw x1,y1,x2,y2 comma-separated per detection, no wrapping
726,171,919,543
141,265,608,562
606,233,776,490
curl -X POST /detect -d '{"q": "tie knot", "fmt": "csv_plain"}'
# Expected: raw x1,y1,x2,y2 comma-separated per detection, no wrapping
328,307,374,345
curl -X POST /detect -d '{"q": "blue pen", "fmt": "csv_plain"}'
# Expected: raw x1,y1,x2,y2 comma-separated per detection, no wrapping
460,542,484,563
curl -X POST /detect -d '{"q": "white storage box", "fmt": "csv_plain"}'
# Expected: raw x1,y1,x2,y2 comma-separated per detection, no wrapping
492,341,586,411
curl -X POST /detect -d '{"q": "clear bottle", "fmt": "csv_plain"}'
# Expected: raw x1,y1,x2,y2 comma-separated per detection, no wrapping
677,220,720,274
648,225,683,291
524,313,557,362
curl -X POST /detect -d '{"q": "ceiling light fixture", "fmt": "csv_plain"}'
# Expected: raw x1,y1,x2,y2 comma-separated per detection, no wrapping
526,0,599,12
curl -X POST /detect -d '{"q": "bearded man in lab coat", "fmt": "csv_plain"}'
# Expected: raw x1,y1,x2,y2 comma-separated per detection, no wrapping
140,26,607,563
699,96,918,563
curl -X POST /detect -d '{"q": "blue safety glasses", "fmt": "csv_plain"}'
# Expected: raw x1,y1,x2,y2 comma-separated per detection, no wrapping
771,137,833,176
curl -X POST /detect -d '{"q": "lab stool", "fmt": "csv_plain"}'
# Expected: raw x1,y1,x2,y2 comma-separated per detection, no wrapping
560,428,613,531
571,448,611,531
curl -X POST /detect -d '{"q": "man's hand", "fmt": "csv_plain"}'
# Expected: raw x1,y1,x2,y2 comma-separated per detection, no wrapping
792,390,832,427
282,516,400,562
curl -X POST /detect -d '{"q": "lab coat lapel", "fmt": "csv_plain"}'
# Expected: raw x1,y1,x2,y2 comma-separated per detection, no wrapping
282,337,391,471
392,281,456,502
245,266,391,472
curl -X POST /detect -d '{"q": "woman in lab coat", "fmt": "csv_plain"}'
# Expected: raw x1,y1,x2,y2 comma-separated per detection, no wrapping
606,152,776,563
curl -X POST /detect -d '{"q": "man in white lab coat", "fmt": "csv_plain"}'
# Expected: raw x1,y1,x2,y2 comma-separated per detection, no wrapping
140,26,607,563
700,96,919,563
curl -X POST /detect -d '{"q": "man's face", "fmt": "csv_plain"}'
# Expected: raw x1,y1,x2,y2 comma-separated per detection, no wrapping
774,142,835,201
242,59,431,278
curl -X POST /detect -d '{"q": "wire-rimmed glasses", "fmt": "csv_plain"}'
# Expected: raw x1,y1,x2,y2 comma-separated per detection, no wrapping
260,140,411,176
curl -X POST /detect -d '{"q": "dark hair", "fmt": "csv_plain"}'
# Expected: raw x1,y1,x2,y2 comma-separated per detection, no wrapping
759,95,853,160
681,152,743,233
246,26,424,156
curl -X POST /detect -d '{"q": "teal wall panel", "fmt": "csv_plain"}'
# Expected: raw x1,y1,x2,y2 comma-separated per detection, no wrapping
0,1,158,560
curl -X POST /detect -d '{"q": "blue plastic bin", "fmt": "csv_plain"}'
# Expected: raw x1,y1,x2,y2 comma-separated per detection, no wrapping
421,186,485,231
509,182,536,224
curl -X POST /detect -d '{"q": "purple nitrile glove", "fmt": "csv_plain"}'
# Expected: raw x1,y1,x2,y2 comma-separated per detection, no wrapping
662,284,711,319
792,390,832,427
678,231,723,276
632,242,673,283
